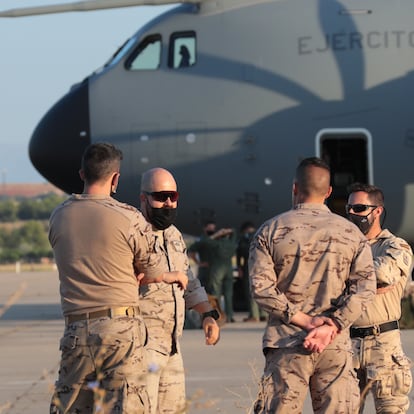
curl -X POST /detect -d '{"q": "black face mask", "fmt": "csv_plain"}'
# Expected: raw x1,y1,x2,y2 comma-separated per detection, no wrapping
148,206,177,230
243,231,255,239
206,230,215,236
348,210,376,235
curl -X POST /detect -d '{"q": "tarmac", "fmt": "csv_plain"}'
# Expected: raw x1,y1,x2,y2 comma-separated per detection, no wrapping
0,271,414,414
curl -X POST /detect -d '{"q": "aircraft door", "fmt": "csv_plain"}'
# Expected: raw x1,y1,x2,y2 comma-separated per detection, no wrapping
316,129,373,216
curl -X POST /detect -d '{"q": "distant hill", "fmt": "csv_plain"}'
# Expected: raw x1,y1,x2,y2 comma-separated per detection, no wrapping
0,183,65,198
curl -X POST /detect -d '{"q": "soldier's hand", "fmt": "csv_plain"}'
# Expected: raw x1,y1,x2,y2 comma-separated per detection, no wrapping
135,272,145,286
377,285,394,294
162,271,188,290
309,316,336,330
291,311,335,332
303,324,337,353
203,318,220,345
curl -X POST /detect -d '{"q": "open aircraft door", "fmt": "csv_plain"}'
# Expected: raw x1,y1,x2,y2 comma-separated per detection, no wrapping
316,128,373,216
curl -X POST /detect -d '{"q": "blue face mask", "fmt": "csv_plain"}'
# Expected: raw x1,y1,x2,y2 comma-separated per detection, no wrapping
347,209,376,235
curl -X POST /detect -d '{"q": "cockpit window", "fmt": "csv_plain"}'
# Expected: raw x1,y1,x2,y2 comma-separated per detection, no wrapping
125,34,162,71
169,31,196,69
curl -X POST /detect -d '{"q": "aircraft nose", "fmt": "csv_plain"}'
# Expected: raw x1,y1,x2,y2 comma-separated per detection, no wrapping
29,79,91,194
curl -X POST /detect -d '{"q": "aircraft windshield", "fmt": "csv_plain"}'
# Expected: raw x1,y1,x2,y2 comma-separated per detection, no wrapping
102,37,135,69
126,35,162,70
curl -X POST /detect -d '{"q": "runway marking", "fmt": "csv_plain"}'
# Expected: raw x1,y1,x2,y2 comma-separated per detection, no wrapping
0,402,11,413
0,282,27,318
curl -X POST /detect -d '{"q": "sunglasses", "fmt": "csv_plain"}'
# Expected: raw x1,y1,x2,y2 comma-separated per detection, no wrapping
144,191,179,203
345,204,377,214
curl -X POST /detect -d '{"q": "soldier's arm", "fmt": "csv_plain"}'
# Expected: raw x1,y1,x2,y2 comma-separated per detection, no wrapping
249,228,301,322
374,238,413,286
184,268,221,345
139,271,188,290
329,238,376,330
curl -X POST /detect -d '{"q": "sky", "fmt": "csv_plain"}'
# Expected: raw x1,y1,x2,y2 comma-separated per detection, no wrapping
0,1,177,184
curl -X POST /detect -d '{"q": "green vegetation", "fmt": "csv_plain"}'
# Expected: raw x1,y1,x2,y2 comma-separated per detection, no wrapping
0,193,66,222
0,194,67,263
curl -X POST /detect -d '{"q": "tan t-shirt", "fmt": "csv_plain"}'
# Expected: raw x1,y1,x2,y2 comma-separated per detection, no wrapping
49,194,151,316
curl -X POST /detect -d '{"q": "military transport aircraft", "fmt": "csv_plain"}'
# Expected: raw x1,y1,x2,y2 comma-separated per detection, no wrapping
1,0,414,239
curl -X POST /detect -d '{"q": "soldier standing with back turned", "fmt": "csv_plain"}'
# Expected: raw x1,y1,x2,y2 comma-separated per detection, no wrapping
249,157,376,413
49,142,150,413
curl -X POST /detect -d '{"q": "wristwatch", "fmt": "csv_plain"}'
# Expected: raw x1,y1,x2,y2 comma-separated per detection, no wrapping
202,309,220,321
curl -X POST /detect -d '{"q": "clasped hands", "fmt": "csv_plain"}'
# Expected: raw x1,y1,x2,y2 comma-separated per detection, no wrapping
302,316,340,354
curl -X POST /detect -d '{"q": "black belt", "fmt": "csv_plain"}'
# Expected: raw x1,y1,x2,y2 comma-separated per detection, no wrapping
350,320,399,338
65,306,139,324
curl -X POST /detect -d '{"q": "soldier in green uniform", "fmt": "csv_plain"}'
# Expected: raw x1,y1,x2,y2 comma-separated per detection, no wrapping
188,221,217,288
237,221,267,322
206,227,238,322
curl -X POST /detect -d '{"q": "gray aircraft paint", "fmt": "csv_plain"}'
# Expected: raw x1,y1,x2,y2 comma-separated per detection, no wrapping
3,0,414,240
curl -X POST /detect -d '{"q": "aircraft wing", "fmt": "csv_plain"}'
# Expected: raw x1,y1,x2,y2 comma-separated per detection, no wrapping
0,0,201,17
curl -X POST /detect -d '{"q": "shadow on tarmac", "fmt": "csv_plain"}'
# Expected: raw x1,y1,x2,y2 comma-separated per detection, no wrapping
0,304,62,320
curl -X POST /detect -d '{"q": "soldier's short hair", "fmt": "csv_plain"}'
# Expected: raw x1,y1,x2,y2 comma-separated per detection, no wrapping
81,142,123,184
348,182,384,206
295,157,331,197
203,220,216,228
240,221,255,232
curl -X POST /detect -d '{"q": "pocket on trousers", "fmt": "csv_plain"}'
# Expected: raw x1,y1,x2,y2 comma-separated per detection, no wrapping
101,377,150,414
391,352,413,396
392,352,412,369
59,334,79,351
375,353,413,398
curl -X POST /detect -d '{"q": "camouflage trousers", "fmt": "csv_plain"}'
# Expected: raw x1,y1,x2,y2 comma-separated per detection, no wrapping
352,329,412,413
50,316,150,414
145,346,186,414
254,346,359,414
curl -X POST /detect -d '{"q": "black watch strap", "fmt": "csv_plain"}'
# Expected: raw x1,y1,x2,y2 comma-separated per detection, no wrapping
202,309,220,321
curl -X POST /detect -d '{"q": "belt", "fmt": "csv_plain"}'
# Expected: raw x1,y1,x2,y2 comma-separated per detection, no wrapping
350,320,399,338
65,306,139,324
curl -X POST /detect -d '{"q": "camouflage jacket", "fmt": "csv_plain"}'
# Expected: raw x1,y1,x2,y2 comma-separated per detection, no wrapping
136,225,208,355
352,228,413,327
249,203,376,350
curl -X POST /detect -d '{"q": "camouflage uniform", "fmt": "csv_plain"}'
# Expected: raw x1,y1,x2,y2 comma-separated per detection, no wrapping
249,203,376,414
136,226,209,414
351,229,413,413
49,194,151,414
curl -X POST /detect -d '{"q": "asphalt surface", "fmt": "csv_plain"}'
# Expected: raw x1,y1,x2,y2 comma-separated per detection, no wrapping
0,271,413,413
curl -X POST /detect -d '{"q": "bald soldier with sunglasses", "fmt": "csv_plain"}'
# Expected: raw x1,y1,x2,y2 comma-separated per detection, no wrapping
347,183,413,413
136,167,220,414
